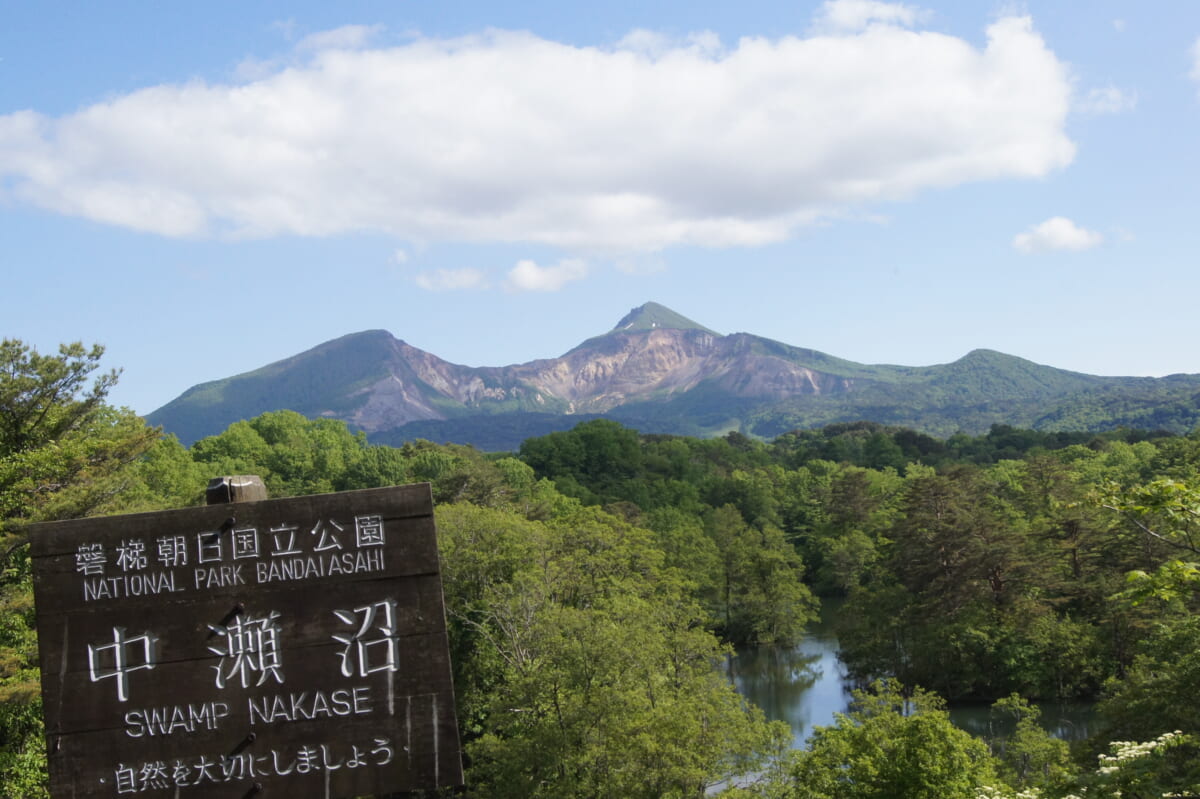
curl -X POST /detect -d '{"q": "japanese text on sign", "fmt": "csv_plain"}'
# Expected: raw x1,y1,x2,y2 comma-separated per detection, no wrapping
73,515,387,602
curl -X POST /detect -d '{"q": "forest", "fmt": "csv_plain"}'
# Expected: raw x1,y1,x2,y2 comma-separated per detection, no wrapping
1,339,1198,798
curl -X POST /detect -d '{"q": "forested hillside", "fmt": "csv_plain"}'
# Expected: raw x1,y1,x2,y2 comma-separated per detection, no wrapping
4,340,1199,797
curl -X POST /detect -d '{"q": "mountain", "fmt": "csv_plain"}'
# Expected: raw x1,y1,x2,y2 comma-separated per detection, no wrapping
147,302,1200,449
607,301,718,336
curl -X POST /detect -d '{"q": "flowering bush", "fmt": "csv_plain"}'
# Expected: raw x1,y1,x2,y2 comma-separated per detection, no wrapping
976,730,1199,799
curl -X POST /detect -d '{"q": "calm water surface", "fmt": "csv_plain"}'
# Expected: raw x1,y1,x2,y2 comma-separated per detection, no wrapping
729,601,848,749
730,598,1096,749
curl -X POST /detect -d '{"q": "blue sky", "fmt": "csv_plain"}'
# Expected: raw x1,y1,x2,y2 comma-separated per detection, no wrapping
3,1,1199,416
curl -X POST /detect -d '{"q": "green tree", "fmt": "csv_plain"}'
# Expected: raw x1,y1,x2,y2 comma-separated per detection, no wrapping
1100,477,1200,603
191,410,369,496
705,504,816,646
437,501,788,797
799,465,901,593
987,694,1071,789
643,506,722,615
0,340,162,798
118,434,208,512
0,341,159,529
519,419,646,506
1098,616,1200,744
785,680,996,799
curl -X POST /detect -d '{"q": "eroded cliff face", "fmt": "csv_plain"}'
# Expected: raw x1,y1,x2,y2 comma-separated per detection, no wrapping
516,329,721,409
344,329,853,432
512,329,853,410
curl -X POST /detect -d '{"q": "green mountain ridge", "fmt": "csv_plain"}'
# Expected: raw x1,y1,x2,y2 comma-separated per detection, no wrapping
610,301,718,335
564,301,718,356
146,302,1200,450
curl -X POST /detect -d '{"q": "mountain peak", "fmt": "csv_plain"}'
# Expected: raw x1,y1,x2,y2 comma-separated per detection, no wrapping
610,302,719,335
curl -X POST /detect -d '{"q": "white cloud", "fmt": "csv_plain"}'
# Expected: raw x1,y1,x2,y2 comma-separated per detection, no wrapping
0,11,1074,253
1077,86,1137,114
296,24,382,53
1013,217,1103,254
505,259,588,292
392,248,409,264
414,267,489,291
813,0,924,32
1192,36,1200,85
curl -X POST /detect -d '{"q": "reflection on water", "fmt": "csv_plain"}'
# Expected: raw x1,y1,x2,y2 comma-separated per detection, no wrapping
729,599,851,749
949,701,1096,743
731,598,1095,750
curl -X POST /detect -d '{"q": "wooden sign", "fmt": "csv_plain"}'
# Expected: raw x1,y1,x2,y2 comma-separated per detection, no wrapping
29,483,463,798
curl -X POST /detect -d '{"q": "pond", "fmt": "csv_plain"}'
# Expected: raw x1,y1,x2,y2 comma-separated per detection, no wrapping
728,600,847,749
728,599,1097,750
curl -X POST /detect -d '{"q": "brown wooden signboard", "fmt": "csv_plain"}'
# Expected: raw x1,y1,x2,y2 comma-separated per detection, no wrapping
29,483,463,798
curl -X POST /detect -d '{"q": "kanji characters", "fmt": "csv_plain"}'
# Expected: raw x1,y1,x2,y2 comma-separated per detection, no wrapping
156,535,188,567
207,611,285,689
115,539,147,572
231,526,260,559
355,514,386,547
269,523,301,556
75,542,106,576
114,763,137,794
310,519,344,552
136,761,170,791
332,598,400,677
196,531,222,564
88,627,157,703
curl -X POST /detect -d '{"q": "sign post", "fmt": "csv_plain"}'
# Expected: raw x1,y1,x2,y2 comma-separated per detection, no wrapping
29,482,462,797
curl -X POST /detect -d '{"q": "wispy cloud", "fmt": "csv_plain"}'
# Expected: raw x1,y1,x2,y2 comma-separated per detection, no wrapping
812,0,927,33
1076,86,1137,114
1013,217,1103,254
295,24,382,53
414,267,489,291
505,259,588,292
0,6,1074,256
